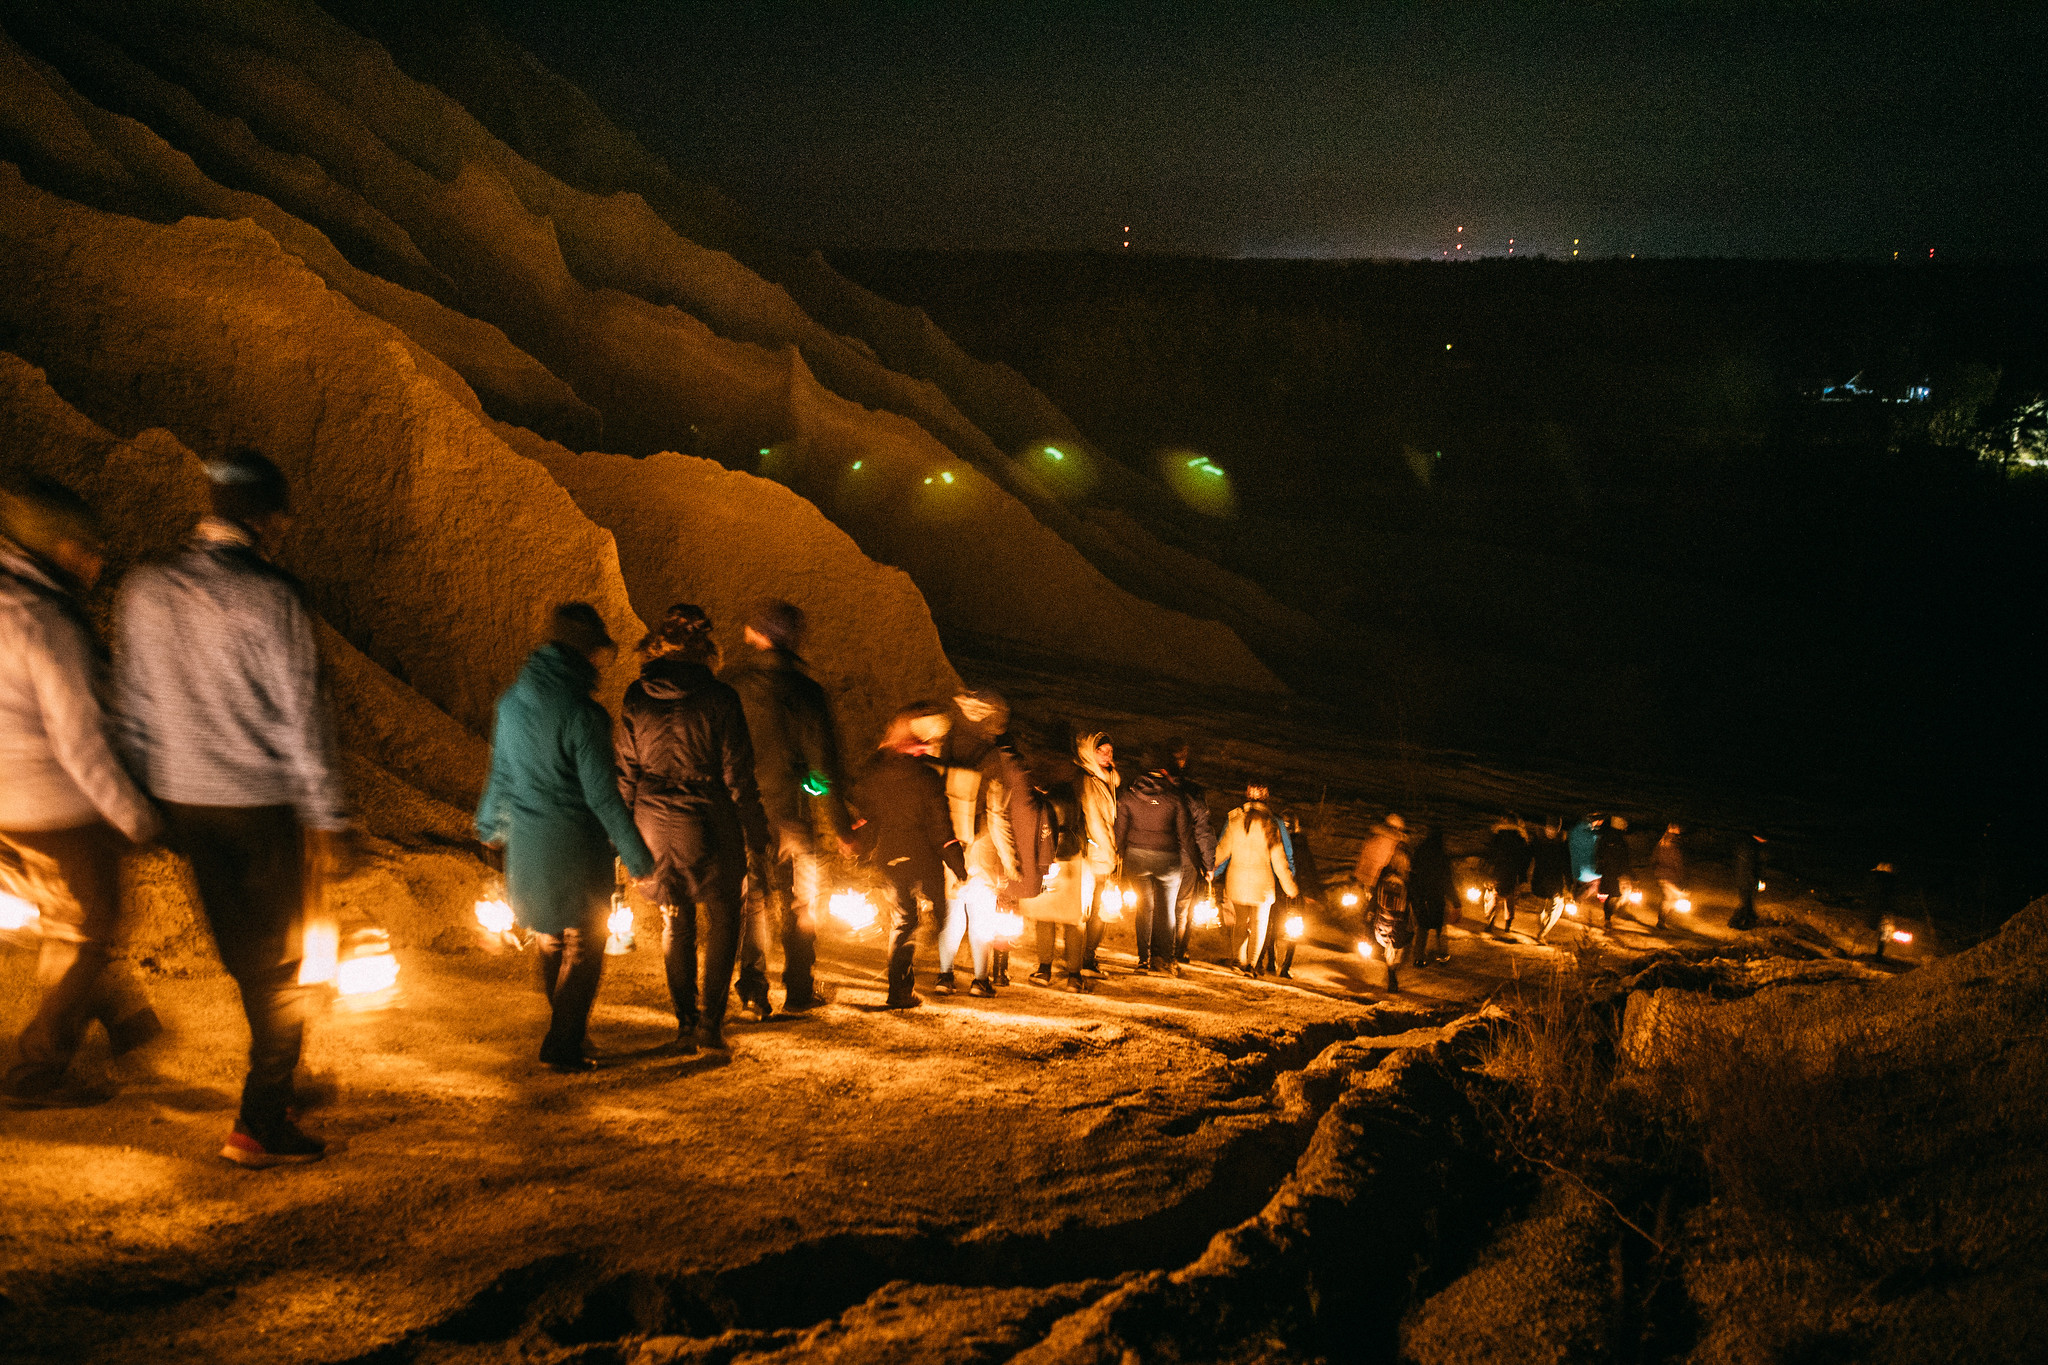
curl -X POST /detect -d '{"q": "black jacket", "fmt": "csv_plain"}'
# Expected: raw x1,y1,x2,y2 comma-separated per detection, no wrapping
1170,771,1216,871
854,748,967,893
1408,832,1455,930
1114,769,1199,868
720,647,852,844
1488,826,1532,888
617,655,773,890
1594,825,1633,894
1530,835,1570,898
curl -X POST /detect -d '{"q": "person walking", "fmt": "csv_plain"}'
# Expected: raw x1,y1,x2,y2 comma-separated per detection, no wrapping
1652,823,1685,930
114,450,352,1165
1731,833,1767,931
1353,813,1407,893
476,602,656,1072
1568,814,1603,905
1,479,163,1106
1115,748,1199,974
853,704,966,1009
1408,825,1456,966
934,689,1013,996
1484,816,1532,934
1367,842,1415,992
1166,738,1216,965
619,606,773,1052
1526,818,1571,942
1213,783,1297,975
957,707,1028,996
1006,728,1089,993
1594,815,1634,931
721,600,854,1016
1073,730,1120,978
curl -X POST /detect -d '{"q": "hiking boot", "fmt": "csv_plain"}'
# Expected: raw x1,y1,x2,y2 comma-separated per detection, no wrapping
967,977,995,998
884,991,923,1010
1027,965,1053,987
1079,962,1106,979
220,1118,325,1168
108,1008,165,1057
542,1055,596,1074
932,972,957,996
736,997,773,1024
1131,958,1151,974
694,1023,729,1052
781,991,821,1012
1063,973,1093,994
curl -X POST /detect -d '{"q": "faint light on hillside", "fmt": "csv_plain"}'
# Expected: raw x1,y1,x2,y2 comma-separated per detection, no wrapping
1161,448,1236,516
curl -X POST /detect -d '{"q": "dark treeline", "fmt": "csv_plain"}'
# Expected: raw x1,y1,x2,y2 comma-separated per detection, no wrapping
834,252,2048,910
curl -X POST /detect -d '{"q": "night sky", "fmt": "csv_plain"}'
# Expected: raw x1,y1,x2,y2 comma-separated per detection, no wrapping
479,1,2045,260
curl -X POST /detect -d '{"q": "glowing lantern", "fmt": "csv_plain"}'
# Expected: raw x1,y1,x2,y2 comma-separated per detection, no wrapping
1891,929,1913,944
1283,914,1306,942
1356,940,1374,959
334,926,399,1001
1674,896,1693,914
0,890,39,935
1098,885,1124,922
1123,887,1138,908
605,899,637,955
475,898,514,935
1339,891,1359,909
1564,897,1579,918
1193,899,1221,929
1627,889,1645,906
993,909,1026,941
1464,887,1481,904
1757,882,1766,892
830,890,878,931
299,918,339,986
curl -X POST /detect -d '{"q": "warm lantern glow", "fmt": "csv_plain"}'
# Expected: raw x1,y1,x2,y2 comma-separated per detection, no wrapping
1356,939,1374,959
1464,887,1481,904
830,890,878,930
475,898,514,934
299,919,338,986
1339,891,1359,909
336,950,399,996
1891,929,1913,944
1674,896,1692,913
0,890,39,933
1627,889,1645,905
1193,899,1221,928
993,909,1025,940
605,902,637,954
1283,914,1306,942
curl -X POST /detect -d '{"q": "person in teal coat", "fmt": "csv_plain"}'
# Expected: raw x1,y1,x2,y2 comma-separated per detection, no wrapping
476,603,654,1072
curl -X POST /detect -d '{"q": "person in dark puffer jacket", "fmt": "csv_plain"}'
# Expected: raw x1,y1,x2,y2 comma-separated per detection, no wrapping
1115,749,1200,974
853,703,967,1009
619,606,773,1053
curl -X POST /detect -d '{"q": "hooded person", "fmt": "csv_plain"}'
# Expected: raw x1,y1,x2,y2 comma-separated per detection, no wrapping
1408,825,1456,966
477,603,656,1071
1353,813,1408,892
620,605,774,1052
1072,730,1120,978
1529,818,1572,942
1484,816,1533,934
1593,815,1634,931
115,450,356,1166
721,599,854,1015
1166,738,1216,963
1212,782,1298,974
852,703,966,1008
1114,746,1199,974
2,478,163,1106
934,689,1013,996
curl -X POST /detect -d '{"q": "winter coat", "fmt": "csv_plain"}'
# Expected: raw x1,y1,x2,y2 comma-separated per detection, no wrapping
719,646,852,847
618,654,772,903
1214,802,1298,906
114,522,346,829
1594,825,1633,896
986,739,1051,902
0,551,156,842
966,739,1025,891
1487,823,1532,891
1568,819,1600,885
1288,823,1324,901
1170,771,1217,873
1353,820,1406,890
1114,770,1198,869
1530,835,1571,898
1073,739,1119,877
476,644,654,935
854,748,967,896
1653,834,1684,885
1735,839,1766,895
1408,832,1455,931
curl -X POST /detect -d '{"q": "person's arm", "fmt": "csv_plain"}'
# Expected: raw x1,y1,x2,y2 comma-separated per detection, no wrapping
988,772,1020,881
110,578,156,795
615,698,642,816
923,767,967,881
1278,818,1296,874
719,693,775,870
274,589,349,833
571,702,653,879
28,609,158,844
1271,833,1299,899
1212,815,1237,881
800,687,855,842
1113,790,1132,859
1173,793,1199,872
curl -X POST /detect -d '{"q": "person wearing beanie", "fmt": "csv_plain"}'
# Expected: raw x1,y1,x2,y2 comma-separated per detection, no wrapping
113,449,352,1165
477,602,655,1071
851,703,966,1008
721,598,855,1015
2,478,164,1106
620,606,773,1052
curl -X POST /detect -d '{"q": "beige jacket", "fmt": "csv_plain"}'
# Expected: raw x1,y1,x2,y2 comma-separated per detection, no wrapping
1074,733,1119,876
1215,802,1297,906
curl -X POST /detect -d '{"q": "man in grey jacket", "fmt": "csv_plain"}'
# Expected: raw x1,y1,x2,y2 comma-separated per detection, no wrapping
116,449,352,1168
1,479,163,1105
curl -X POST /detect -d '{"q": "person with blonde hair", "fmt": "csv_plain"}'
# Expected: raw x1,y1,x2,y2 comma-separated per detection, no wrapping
1212,782,1297,975
1072,730,1119,978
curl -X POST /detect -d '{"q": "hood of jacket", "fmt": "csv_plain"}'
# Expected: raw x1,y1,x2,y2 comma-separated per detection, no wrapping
1126,769,1176,801
521,641,599,700
637,653,718,702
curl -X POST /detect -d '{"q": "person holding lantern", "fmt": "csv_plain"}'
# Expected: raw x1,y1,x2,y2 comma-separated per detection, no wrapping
1212,782,1297,975
618,605,773,1053
852,703,966,1008
1072,730,1120,978
477,602,655,1073
1114,747,1200,975
1166,738,1216,964
936,689,1013,997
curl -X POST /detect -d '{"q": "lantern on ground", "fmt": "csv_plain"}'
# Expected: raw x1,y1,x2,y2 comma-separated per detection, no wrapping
1356,939,1374,960
1891,928,1913,944
1627,889,1644,906
605,896,637,954
0,889,40,939
334,925,400,1004
1464,887,1482,905
1339,891,1359,909
993,909,1025,942
830,890,878,931
1192,898,1221,929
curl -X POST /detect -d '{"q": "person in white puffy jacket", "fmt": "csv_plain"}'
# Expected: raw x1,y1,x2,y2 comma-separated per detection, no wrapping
1212,783,1298,975
1,478,162,1105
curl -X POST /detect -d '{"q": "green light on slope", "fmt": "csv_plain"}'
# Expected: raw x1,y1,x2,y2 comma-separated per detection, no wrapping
851,460,863,470
940,471,955,484
759,447,772,456
1044,446,1065,461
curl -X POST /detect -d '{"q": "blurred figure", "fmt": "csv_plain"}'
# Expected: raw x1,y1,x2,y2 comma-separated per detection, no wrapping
1011,729,1090,993
1258,812,1318,976
1352,812,1407,892
935,689,1012,995
1594,815,1633,930
117,451,356,1164
1408,825,1456,966
723,599,854,1015
1367,832,1415,992
1529,818,1571,942
1073,730,1120,978
619,606,773,1053
1166,738,1216,965
1652,823,1685,930
1214,782,1297,975
1115,747,1198,974
1865,861,1900,960
1484,816,1532,934
854,704,965,1008
1,478,162,1106
478,602,655,1072
1568,813,1603,905
1731,833,1767,931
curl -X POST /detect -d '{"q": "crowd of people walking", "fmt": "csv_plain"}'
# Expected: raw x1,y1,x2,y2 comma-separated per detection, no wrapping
4,457,1799,1168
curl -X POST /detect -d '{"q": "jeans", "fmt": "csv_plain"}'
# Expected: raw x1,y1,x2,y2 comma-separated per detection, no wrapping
1034,918,1084,973
881,870,935,998
161,803,307,1131
535,919,604,1063
737,840,821,1004
663,887,745,1030
4,823,153,1090
1124,847,1182,964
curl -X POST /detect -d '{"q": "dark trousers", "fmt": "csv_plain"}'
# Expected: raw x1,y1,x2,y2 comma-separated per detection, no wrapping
1034,918,1085,973
882,870,934,999
5,823,152,1088
1125,847,1182,964
663,889,744,1030
535,919,604,1063
736,840,818,1005
161,803,307,1131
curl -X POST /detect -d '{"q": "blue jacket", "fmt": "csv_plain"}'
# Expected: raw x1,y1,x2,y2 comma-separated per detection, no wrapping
476,644,654,934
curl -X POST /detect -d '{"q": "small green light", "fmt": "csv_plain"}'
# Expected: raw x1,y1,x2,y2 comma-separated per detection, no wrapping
1202,464,1223,476
940,471,954,484
851,460,863,470
759,447,772,456
802,772,831,797
923,477,933,485
1445,343,1452,350
1044,446,1065,460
